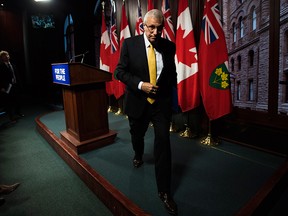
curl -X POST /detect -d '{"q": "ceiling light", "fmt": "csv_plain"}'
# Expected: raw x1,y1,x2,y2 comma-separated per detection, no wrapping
34,0,51,2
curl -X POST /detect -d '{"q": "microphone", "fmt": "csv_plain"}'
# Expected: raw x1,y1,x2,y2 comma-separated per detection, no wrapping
69,51,89,63
81,51,89,63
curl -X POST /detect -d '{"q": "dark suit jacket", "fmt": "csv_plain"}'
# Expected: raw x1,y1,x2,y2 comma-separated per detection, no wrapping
0,62,20,91
115,35,177,119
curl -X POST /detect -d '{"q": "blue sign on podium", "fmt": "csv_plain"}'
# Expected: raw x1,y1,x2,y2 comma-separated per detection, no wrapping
51,63,70,85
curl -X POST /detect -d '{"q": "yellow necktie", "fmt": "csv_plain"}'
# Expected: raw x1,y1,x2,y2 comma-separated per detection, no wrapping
147,44,156,104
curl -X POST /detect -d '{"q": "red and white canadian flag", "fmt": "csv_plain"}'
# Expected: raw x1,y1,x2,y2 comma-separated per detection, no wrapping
119,2,131,49
175,0,200,112
99,8,112,95
114,1,131,100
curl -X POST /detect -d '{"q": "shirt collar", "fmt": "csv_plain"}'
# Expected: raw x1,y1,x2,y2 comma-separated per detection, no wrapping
143,34,151,48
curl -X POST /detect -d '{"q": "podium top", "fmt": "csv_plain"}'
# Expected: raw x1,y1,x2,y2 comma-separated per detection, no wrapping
51,62,112,86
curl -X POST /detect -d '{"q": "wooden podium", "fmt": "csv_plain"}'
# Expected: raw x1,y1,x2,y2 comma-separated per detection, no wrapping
51,62,117,154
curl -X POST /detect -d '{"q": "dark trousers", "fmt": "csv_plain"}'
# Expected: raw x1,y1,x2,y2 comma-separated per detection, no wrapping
3,85,22,120
0,92,9,110
128,101,172,193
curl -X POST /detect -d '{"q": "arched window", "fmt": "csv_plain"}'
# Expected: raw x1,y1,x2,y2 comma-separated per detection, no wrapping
233,23,237,42
285,30,288,54
248,79,254,101
248,50,254,67
252,7,257,31
237,81,241,100
239,16,244,38
237,55,241,70
231,58,235,71
285,73,288,103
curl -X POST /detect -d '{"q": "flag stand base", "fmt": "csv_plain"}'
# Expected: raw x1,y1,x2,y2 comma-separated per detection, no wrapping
179,125,194,138
169,122,177,133
201,133,220,146
115,108,123,115
107,106,113,113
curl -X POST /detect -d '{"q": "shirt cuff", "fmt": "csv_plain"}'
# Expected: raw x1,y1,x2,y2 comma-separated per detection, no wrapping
138,81,143,90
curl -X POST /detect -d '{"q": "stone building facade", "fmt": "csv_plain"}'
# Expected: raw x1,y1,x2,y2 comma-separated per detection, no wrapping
222,0,288,114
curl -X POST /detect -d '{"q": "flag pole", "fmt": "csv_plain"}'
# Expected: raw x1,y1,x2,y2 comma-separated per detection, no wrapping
179,111,196,138
200,120,220,146
169,114,177,132
107,96,113,112
179,123,193,138
115,96,124,115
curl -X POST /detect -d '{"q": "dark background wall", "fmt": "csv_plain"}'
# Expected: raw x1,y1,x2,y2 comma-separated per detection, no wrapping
1,0,63,103
0,0,97,103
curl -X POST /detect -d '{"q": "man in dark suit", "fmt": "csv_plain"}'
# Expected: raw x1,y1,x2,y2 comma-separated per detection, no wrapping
0,50,24,122
114,9,178,215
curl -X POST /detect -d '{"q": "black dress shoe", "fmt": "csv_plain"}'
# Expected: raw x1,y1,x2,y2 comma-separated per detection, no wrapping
133,158,143,168
0,183,20,195
158,192,178,215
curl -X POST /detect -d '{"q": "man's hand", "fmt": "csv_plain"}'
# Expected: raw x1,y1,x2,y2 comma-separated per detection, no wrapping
141,82,159,94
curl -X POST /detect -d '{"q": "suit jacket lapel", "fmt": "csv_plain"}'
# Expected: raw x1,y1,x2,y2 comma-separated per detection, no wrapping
155,39,167,84
137,36,150,80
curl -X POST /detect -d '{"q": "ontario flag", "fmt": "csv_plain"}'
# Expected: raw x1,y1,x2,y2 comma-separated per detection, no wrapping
175,0,200,112
147,0,154,11
199,0,232,120
114,1,131,100
100,8,112,95
135,0,144,36
109,0,120,97
161,0,175,42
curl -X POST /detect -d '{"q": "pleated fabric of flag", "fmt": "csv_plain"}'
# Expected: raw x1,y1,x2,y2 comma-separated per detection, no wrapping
199,0,232,120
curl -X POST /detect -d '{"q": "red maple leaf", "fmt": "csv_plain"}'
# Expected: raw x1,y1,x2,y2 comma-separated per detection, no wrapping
176,27,197,67
100,43,110,66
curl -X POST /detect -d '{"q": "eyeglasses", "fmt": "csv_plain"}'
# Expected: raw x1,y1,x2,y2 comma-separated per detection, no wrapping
145,24,164,33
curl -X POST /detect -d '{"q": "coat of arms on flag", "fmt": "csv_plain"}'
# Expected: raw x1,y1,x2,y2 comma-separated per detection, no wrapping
209,62,230,90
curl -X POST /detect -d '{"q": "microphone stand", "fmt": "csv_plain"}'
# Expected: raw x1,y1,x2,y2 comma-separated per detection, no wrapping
81,53,85,64
69,51,89,63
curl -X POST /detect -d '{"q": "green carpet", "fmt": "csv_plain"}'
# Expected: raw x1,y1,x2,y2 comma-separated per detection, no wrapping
2,97,287,216
0,101,112,216
40,110,286,216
